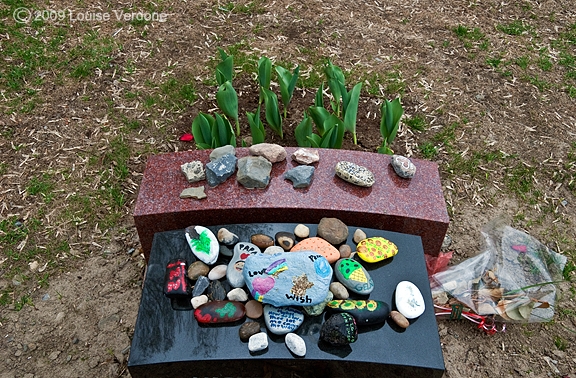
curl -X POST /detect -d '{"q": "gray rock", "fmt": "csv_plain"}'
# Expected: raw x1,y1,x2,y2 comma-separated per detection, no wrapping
335,161,375,187
248,332,268,352
317,217,349,245
263,246,284,255
284,165,315,188
207,264,227,280
329,281,349,300
179,186,207,199
210,145,236,161
285,333,306,357
390,155,416,179
441,234,452,250
291,148,320,165
236,156,272,189
249,143,287,163
206,280,227,301
180,161,205,183
192,276,210,297
303,290,333,316
353,229,367,244
206,153,237,187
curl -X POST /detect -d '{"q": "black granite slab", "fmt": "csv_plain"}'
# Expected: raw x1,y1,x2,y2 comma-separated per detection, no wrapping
128,224,445,378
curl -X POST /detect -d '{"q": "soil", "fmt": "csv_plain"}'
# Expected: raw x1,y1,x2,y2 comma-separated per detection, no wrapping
1,0,575,377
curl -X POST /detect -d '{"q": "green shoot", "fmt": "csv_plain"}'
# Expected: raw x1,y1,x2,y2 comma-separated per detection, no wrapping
378,98,404,154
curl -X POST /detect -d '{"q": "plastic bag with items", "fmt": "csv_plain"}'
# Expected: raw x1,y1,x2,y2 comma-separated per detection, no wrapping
431,218,567,323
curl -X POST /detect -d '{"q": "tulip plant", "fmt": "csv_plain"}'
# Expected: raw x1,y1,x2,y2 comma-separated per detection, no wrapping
192,112,236,149
215,48,240,135
378,98,404,154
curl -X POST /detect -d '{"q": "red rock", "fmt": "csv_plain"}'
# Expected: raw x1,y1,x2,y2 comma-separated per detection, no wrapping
194,301,245,324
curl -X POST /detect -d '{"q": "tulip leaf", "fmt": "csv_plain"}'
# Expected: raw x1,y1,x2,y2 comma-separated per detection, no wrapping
343,82,362,145
378,97,404,154
275,65,299,118
307,106,331,137
216,49,233,85
247,107,266,145
191,112,214,149
294,115,312,147
262,88,283,138
216,81,240,135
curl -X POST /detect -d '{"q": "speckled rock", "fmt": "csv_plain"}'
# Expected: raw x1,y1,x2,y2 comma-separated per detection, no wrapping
335,161,375,187
317,217,349,245
249,143,287,163
291,148,320,165
180,161,205,183
239,321,261,342
391,155,416,179
294,224,310,238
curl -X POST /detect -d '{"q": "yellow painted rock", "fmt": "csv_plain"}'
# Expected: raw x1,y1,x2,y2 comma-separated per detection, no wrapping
291,237,340,264
356,237,398,263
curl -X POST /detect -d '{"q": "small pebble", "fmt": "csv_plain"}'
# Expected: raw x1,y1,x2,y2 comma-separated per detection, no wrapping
338,244,352,259
353,229,367,244
42,294,50,301
227,288,249,302
263,246,284,255
390,155,416,179
191,295,209,309
329,282,349,300
187,261,210,280
390,311,410,328
208,264,227,280
441,234,452,250
251,234,274,249
248,332,268,352
245,300,264,319
239,322,261,342
294,224,310,239
218,228,239,246
285,333,306,357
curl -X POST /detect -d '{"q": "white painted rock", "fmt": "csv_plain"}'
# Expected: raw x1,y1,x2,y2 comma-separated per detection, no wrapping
285,333,306,357
227,288,249,302
395,281,425,319
185,225,219,265
264,305,304,335
227,242,261,287
391,155,416,179
191,295,209,309
208,264,227,280
248,332,268,352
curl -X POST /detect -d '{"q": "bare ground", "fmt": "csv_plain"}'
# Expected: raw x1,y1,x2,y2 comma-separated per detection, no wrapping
0,0,575,377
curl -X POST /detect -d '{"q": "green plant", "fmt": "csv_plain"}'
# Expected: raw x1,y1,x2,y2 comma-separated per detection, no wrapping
262,88,283,138
305,110,345,149
294,115,313,147
497,20,530,36
246,106,265,145
404,115,427,131
191,112,236,149
257,57,272,104
275,64,300,119
216,80,240,135
378,98,404,154
419,142,438,158
554,335,568,351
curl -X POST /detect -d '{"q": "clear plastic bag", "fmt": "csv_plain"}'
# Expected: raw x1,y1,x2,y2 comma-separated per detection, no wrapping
431,217,567,323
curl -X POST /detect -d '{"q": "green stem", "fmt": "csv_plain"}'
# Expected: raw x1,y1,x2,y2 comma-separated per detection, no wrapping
503,280,564,296
235,119,240,136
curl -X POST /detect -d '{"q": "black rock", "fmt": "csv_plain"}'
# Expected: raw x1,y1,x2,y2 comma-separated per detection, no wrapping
192,276,210,297
325,299,390,326
206,280,227,301
320,313,358,346
275,231,296,251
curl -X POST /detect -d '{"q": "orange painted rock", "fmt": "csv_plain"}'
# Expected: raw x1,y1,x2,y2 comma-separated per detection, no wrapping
290,237,340,263
356,237,398,263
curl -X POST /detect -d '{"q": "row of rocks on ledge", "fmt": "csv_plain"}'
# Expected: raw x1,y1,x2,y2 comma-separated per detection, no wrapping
164,217,426,356
179,144,417,198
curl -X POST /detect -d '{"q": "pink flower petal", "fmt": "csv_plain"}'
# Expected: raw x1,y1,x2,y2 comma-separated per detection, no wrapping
511,245,527,253
179,133,194,142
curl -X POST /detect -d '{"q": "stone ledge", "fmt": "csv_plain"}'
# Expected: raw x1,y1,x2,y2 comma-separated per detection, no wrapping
134,147,449,260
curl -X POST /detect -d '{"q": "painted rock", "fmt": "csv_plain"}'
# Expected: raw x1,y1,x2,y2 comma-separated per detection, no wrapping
185,225,219,265
391,155,416,179
356,237,398,263
285,333,306,357
163,259,191,298
326,299,390,325
263,305,305,335
320,313,358,346
303,291,333,317
335,161,375,187
243,252,333,307
333,258,374,295
290,237,340,264
239,321,261,342
275,232,296,251
227,242,261,288
395,281,425,319
248,332,268,352
194,300,246,324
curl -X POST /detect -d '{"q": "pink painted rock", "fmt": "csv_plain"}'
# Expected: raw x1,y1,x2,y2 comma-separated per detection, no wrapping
194,300,246,324
291,237,340,264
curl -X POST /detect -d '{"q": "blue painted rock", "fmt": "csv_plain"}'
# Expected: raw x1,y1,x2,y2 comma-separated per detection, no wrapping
185,225,219,265
227,242,261,288
194,300,246,324
356,237,398,263
263,305,304,335
325,299,390,325
290,237,340,264
333,258,374,295
320,313,358,346
243,252,333,307
395,281,425,319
